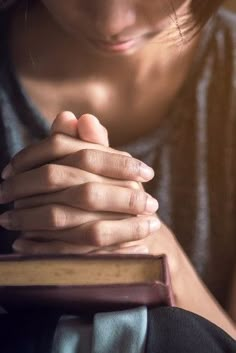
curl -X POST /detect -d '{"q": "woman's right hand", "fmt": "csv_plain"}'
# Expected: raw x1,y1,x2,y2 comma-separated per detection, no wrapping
0,112,160,254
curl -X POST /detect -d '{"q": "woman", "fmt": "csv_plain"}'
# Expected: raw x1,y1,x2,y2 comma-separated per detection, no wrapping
0,0,235,351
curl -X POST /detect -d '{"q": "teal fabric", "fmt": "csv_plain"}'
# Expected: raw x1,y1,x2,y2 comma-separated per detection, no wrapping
52,307,148,353
52,316,93,353
92,306,147,353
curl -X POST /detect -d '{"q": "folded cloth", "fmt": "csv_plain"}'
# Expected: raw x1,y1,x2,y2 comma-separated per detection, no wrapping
92,306,147,353
52,315,93,353
52,306,147,353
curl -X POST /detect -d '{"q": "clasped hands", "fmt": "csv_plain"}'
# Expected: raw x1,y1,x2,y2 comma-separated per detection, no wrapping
0,112,179,265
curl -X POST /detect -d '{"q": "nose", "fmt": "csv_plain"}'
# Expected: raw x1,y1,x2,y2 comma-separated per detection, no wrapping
85,1,137,40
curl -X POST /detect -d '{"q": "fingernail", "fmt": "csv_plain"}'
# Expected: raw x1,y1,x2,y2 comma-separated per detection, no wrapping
145,196,159,214
149,218,161,232
139,164,154,181
1,163,13,179
0,212,11,228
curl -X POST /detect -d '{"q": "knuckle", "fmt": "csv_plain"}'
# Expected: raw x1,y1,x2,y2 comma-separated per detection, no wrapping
41,164,62,188
50,133,64,152
119,157,142,179
46,206,67,229
126,158,140,178
128,190,138,210
89,221,108,247
142,193,151,214
77,149,93,169
120,156,133,174
132,220,149,240
80,182,101,210
128,190,144,212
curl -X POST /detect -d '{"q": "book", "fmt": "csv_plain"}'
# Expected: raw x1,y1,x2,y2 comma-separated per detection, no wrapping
0,254,174,313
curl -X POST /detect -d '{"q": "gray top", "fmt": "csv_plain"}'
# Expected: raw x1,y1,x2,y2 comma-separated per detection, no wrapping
0,8,236,310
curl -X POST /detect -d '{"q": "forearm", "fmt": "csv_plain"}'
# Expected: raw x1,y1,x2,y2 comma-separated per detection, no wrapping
134,201,236,337
173,247,236,338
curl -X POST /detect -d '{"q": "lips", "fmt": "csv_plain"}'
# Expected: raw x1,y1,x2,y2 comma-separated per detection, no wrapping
88,35,147,53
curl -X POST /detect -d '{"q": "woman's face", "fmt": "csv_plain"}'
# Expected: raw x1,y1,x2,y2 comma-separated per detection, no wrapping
41,0,191,55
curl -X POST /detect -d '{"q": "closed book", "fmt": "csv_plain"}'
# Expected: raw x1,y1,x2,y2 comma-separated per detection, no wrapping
0,254,174,313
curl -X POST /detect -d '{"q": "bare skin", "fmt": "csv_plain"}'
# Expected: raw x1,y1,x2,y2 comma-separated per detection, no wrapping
1,0,235,338
1,113,235,337
10,0,200,146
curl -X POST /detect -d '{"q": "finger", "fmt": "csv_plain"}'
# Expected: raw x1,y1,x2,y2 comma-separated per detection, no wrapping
0,164,81,203
12,239,149,256
1,134,130,179
22,215,161,247
11,182,159,215
51,111,78,137
88,245,149,255
0,164,141,204
12,239,94,255
77,114,109,147
57,149,154,182
0,205,128,231
14,179,140,209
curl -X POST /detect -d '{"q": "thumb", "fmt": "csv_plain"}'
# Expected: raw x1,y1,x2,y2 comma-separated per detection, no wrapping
50,111,78,137
77,114,109,147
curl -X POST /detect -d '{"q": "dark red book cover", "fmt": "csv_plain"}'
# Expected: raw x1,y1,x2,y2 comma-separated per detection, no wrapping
0,254,174,313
